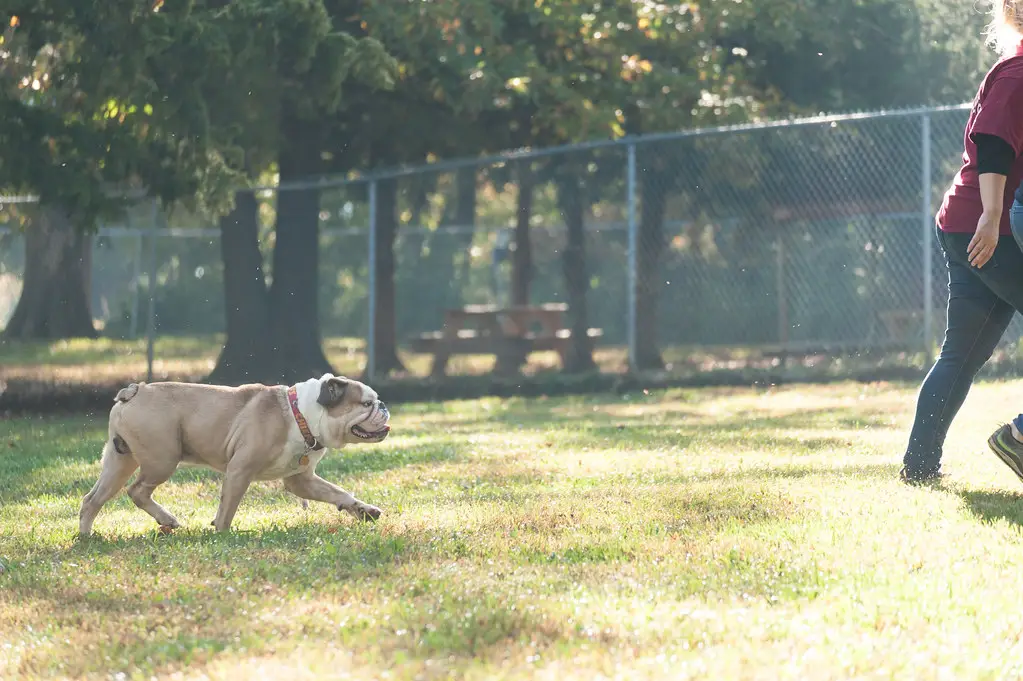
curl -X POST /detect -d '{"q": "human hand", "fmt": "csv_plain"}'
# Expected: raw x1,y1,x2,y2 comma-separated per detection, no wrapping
967,213,1000,268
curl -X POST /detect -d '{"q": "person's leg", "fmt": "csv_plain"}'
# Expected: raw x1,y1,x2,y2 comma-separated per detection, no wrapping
903,231,1015,481
986,200,1023,478
1007,199,1023,436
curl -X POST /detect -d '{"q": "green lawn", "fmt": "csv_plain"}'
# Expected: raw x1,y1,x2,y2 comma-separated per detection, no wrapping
0,335,914,386
4,381,1023,679
0,335,606,382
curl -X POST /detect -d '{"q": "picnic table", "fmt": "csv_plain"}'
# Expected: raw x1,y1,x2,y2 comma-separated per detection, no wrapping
409,303,604,377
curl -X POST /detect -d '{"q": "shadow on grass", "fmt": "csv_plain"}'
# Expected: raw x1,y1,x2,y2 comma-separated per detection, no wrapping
0,456,901,677
452,402,899,437
0,435,468,506
1,539,591,680
954,488,1023,527
547,424,856,454
455,460,901,499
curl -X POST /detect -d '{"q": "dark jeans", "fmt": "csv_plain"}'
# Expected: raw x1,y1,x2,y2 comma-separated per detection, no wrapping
903,208,1023,476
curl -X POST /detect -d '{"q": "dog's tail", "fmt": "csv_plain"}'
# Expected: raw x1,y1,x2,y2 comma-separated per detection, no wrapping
107,382,142,456
114,382,141,403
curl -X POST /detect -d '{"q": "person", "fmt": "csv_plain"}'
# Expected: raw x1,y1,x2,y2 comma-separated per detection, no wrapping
986,186,1023,479
902,0,1023,483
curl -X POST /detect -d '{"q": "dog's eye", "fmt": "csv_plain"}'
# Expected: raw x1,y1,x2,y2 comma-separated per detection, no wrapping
363,400,373,407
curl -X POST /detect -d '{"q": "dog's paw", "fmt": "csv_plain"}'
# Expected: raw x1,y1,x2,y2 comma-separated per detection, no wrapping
361,504,382,521
345,503,382,522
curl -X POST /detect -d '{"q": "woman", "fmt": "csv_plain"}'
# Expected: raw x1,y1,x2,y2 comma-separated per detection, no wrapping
902,0,1023,483
984,169,1023,479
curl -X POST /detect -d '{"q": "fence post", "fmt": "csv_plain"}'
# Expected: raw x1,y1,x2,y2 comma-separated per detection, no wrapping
130,233,142,339
921,112,933,361
775,237,788,346
145,197,158,383
126,205,141,339
626,141,638,372
366,179,378,382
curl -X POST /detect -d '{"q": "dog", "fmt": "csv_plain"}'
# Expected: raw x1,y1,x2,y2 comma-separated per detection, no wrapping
78,373,390,536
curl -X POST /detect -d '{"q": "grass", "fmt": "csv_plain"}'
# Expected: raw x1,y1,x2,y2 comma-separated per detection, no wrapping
4,380,1023,679
0,334,610,382
0,334,933,386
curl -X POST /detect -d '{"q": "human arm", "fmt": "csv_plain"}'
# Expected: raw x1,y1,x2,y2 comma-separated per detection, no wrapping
967,135,1015,267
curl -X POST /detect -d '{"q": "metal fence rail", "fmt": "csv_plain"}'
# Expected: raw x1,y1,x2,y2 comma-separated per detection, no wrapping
5,101,1012,383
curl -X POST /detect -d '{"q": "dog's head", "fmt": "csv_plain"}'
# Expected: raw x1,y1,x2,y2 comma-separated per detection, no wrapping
307,373,390,448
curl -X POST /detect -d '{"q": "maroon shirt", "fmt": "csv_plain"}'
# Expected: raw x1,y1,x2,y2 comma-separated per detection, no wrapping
938,44,1023,236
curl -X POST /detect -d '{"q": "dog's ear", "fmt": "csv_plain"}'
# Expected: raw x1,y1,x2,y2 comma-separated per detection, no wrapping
317,377,349,407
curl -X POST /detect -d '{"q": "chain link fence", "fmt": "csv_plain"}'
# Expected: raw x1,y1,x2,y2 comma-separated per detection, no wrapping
8,102,1020,387
634,106,962,363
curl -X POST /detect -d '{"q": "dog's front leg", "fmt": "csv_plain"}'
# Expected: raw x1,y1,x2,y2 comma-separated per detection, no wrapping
283,469,381,521
212,461,257,532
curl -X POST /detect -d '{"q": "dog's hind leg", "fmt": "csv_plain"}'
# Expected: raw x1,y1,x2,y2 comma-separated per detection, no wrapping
126,456,182,531
79,438,139,537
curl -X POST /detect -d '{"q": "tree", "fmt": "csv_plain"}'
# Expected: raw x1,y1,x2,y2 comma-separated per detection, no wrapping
511,161,535,306
206,191,274,382
1,1,397,369
553,169,596,373
731,0,988,114
3,206,96,339
0,4,211,340
610,0,991,369
344,0,654,375
185,1,396,384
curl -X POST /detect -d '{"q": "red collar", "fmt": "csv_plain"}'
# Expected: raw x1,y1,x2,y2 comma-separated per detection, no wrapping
287,386,323,451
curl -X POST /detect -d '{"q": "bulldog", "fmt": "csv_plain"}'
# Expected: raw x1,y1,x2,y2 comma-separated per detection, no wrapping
78,373,391,536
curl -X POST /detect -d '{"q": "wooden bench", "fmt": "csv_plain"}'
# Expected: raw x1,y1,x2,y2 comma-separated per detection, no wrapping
409,303,604,377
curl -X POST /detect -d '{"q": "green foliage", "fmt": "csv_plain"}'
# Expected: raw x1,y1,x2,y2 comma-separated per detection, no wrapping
0,0,997,236
344,0,760,163
726,0,990,114
0,1,397,226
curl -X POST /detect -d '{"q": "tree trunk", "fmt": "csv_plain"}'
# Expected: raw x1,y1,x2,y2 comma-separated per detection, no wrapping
454,166,477,299
635,170,668,371
369,177,407,377
268,112,335,383
497,161,536,373
3,206,97,340
398,175,434,336
511,161,534,307
556,177,596,374
207,191,280,385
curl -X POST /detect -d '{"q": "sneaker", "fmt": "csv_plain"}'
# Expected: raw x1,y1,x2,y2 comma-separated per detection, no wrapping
899,465,943,485
987,424,1023,483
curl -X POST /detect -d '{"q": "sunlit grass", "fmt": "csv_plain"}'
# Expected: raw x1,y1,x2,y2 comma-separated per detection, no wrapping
0,334,628,382
0,334,920,385
4,380,1023,679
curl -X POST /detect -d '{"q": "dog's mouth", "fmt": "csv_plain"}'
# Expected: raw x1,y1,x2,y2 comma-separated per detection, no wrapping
352,424,390,440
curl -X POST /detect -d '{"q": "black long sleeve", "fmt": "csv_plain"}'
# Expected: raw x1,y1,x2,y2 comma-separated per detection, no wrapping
974,133,1015,175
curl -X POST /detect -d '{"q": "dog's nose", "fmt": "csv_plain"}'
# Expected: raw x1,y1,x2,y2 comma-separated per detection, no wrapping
378,400,388,414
